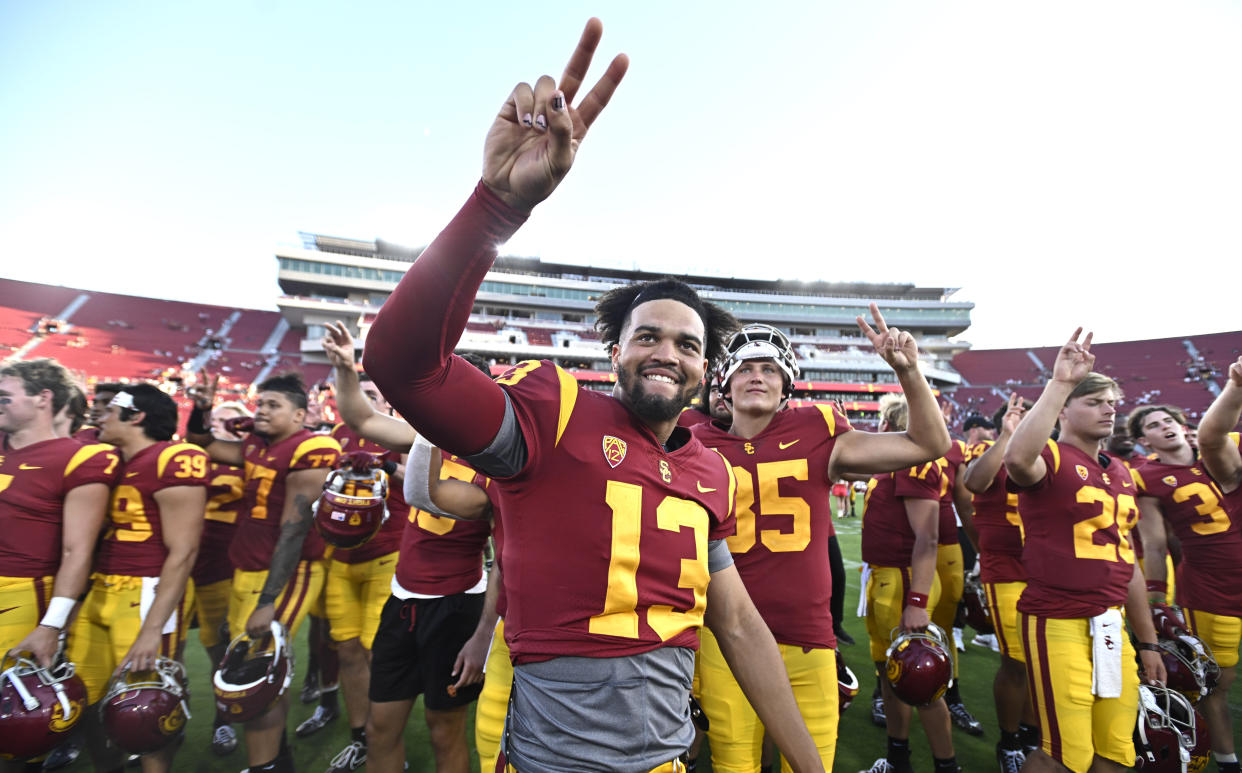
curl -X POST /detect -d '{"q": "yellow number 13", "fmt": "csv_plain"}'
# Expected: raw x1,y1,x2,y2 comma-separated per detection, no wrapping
589,481,709,641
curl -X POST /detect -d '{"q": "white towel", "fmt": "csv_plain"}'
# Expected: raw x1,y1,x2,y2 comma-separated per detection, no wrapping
856,563,872,618
1089,608,1125,698
140,577,179,635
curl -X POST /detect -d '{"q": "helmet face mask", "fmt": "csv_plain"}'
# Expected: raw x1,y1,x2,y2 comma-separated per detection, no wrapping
962,576,994,635
1158,635,1218,705
213,622,292,724
0,653,87,760
314,453,390,549
100,657,191,755
1134,684,1209,773
836,651,859,712
884,624,953,707
720,324,799,400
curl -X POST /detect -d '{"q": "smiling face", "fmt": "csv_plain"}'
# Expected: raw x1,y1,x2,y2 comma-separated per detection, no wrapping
1060,388,1119,443
252,390,305,441
1136,409,1188,455
726,358,785,417
610,299,708,427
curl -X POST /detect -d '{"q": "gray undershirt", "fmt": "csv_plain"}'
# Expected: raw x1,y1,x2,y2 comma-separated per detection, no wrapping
465,395,735,770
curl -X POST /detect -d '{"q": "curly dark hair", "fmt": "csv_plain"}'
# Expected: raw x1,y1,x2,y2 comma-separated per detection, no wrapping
257,372,309,410
594,278,738,367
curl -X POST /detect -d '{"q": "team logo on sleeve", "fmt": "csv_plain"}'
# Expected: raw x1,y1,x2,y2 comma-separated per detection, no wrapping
602,436,627,468
1190,467,1202,476
1163,475,1178,487
1076,465,1089,481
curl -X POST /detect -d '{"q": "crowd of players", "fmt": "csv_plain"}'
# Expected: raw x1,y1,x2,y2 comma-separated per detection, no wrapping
3,16,1241,773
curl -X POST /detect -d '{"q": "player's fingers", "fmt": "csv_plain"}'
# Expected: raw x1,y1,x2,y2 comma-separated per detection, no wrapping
855,315,877,341
575,53,629,133
868,302,889,334
1081,331,1093,351
547,89,573,173
506,82,535,129
1066,326,1083,346
558,17,603,104
530,75,557,133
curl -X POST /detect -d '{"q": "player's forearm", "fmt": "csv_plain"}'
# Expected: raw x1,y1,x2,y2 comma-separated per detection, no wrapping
1198,382,1242,486
50,547,92,605
909,534,938,597
259,495,314,602
1005,380,1071,479
1125,564,1158,645
363,184,524,455
331,362,377,430
896,366,952,459
963,439,1006,494
468,572,501,643
138,549,197,639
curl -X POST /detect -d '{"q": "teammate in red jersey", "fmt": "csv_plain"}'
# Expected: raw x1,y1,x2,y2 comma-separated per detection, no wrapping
691,320,949,773
962,394,1040,770
0,360,116,667
363,19,827,772
322,322,495,773
187,372,340,773
858,394,959,773
68,384,208,773
188,397,251,757
1189,358,1242,773
1003,331,1165,773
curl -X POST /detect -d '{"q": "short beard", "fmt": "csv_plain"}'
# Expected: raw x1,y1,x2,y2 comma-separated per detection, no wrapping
617,367,694,425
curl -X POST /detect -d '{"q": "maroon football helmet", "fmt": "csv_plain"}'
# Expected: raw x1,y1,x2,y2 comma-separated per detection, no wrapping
885,625,953,707
1134,684,1207,773
1158,634,1219,705
1151,604,1189,640
0,653,87,760
961,575,994,635
100,658,191,755
213,622,292,723
313,452,389,549
836,651,859,712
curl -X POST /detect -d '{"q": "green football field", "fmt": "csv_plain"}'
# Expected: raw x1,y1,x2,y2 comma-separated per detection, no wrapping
55,492,1242,771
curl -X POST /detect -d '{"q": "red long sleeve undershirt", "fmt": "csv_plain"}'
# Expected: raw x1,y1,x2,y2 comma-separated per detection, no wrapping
363,181,529,456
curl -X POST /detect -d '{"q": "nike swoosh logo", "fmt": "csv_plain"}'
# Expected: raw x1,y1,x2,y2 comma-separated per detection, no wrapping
378,559,394,566
696,482,717,493
129,602,141,607
126,471,140,478
778,440,800,450
0,606,18,615
18,463,41,470
878,582,891,587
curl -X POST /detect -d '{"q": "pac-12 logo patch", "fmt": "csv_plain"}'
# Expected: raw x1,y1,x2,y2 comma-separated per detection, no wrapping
1076,465,1089,481
1163,475,1178,487
602,435,627,469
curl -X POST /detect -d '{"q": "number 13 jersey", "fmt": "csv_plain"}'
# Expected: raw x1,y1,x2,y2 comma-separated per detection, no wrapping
494,360,737,665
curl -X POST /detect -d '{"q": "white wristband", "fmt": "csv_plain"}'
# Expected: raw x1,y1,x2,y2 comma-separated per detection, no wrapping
39,596,75,629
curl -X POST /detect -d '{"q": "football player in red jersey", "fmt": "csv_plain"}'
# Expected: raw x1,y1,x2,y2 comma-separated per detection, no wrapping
323,322,495,773
0,360,116,771
1190,358,1242,773
858,394,959,773
187,372,340,773
363,19,828,772
963,394,1041,770
69,384,208,773
187,395,251,757
691,320,950,773
1003,330,1165,773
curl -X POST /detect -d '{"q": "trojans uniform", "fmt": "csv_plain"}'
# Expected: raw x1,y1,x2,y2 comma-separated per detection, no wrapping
969,440,1027,661
931,440,968,673
370,453,491,707
691,404,851,773
861,459,945,663
190,460,245,650
0,438,118,652
1132,458,1242,669
68,441,209,703
226,429,340,640
324,424,406,650
1012,440,1139,772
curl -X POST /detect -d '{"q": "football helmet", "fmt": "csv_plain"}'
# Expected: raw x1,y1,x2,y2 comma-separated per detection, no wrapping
884,625,953,707
836,651,859,712
1151,604,1189,640
313,451,389,549
1134,684,1208,773
720,324,800,398
1157,634,1219,705
0,653,87,760
100,657,191,754
961,575,994,635
213,622,293,723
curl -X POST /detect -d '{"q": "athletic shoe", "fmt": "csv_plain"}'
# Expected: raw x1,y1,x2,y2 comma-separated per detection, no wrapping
947,700,984,736
327,740,367,772
996,745,1026,773
953,627,966,652
870,695,887,728
300,671,321,704
859,758,894,773
972,633,999,651
42,741,81,771
212,724,238,756
295,703,339,738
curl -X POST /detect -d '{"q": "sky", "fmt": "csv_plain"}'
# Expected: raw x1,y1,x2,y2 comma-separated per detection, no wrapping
2,1,1240,351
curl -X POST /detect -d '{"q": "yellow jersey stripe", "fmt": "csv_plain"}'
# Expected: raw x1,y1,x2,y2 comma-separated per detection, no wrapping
814,404,837,436
1046,439,1060,475
156,442,201,479
64,443,114,478
290,436,342,468
554,365,578,448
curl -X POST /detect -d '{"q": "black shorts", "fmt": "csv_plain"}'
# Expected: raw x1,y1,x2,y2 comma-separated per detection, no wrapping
368,592,485,709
